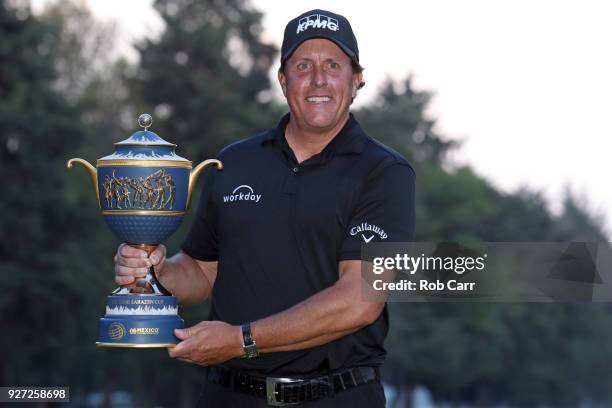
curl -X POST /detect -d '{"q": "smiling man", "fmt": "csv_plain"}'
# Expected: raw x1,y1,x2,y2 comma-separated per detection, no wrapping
114,9,415,407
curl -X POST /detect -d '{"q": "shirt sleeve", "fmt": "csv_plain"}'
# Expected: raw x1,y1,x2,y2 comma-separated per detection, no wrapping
181,167,219,261
339,161,416,261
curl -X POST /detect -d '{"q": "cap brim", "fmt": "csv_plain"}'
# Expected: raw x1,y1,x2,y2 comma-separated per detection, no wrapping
281,34,358,65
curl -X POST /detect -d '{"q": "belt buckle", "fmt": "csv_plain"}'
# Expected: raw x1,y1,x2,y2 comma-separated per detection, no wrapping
266,377,302,406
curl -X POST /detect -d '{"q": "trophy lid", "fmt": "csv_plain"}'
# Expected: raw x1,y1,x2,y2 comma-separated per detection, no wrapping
98,113,190,163
114,113,176,147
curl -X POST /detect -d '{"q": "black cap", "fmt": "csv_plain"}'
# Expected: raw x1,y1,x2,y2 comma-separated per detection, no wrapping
281,9,360,67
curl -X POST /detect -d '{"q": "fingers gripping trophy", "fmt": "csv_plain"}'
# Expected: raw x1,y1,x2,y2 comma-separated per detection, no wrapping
67,114,222,347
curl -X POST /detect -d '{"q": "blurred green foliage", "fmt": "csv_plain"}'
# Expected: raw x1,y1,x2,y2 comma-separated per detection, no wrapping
1,0,610,406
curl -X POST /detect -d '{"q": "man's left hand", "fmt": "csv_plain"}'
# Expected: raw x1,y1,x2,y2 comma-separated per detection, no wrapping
168,321,244,366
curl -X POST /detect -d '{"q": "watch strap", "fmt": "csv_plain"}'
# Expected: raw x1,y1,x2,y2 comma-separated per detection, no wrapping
241,322,259,358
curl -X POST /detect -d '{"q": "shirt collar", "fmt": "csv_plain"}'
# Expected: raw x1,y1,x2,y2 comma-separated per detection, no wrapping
261,112,367,155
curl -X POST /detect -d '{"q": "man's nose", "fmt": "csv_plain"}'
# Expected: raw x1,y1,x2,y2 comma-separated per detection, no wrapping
310,65,327,87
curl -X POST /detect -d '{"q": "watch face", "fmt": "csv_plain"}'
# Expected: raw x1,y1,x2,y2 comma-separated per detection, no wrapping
244,343,259,358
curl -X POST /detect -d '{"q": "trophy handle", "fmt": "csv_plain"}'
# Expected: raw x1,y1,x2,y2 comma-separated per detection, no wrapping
66,158,100,208
187,159,223,209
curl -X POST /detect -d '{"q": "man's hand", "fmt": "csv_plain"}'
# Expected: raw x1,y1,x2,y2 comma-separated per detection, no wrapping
113,244,216,304
114,243,166,286
168,321,244,366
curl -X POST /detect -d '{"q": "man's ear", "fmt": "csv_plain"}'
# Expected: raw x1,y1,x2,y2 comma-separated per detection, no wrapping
352,72,363,99
278,70,287,97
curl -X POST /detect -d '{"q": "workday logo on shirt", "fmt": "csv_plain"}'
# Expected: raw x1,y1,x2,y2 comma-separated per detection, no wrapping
223,185,262,203
350,222,388,243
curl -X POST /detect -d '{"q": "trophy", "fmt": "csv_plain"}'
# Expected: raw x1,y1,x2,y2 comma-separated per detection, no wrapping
66,113,222,348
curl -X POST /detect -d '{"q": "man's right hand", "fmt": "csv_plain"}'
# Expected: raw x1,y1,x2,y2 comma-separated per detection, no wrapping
114,243,167,286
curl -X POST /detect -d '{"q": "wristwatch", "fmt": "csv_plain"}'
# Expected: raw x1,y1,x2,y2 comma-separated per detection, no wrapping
241,322,259,358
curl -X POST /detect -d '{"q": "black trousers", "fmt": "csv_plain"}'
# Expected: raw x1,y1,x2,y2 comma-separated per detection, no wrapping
196,376,386,408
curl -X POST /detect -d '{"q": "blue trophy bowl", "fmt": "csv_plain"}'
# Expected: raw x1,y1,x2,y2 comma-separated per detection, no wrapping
96,163,190,245
67,129,222,246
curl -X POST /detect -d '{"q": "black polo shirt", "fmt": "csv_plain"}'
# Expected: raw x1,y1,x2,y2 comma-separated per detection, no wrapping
182,113,415,375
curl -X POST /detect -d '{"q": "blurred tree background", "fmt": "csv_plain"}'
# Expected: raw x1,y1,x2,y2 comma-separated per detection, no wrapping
1,0,610,406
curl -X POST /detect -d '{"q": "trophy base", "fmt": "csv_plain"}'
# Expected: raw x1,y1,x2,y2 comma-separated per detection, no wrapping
96,342,179,348
97,294,184,348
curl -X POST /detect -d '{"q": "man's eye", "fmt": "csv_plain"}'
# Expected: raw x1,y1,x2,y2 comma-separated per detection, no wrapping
297,62,311,71
328,62,340,69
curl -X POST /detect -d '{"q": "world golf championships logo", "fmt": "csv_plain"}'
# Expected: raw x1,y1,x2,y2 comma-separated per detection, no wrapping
108,322,126,341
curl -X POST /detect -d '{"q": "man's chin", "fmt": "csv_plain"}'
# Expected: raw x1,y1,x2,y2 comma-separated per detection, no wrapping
301,114,341,130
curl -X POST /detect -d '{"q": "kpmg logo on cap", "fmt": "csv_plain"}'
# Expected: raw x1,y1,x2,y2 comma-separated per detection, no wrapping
296,14,339,34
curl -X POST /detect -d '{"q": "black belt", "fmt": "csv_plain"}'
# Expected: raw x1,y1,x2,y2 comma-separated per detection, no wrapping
207,365,379,406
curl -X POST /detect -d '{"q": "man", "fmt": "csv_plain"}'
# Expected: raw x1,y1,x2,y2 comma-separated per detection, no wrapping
114,9,415,407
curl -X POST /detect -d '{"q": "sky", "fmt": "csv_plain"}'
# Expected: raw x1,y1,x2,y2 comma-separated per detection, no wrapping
32,0,612,235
